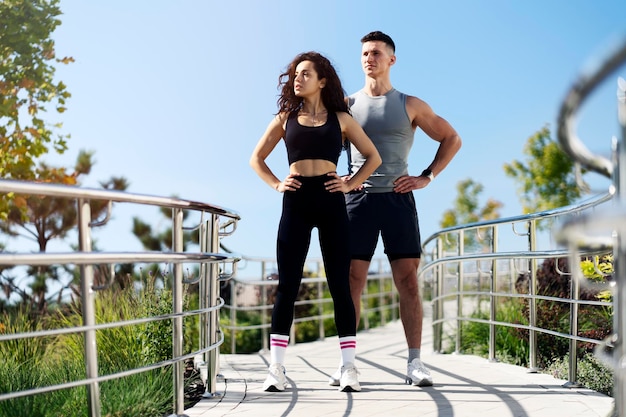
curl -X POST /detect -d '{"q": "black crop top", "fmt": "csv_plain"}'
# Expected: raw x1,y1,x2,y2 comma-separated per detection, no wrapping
284,110,343,166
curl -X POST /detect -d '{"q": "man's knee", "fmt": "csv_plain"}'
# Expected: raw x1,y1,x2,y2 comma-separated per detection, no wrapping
390,258,420,292
349,260,369,290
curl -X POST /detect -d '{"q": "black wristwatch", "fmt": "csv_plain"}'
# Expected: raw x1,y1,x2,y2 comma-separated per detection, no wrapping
421,169,435,181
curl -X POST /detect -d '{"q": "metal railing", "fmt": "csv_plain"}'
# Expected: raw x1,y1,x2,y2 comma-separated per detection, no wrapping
422,192,612,366
221,257,399,354
421,37,626,415
556,38,626,416
0,179,241,417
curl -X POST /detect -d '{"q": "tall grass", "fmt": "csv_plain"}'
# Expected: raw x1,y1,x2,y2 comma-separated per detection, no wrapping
0,308,74,417
0,275,194,416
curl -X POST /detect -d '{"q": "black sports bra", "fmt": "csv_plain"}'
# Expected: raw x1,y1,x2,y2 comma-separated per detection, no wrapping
284,111,343,166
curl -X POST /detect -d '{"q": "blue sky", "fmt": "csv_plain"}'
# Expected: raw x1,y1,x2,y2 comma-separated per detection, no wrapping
44,0,625,261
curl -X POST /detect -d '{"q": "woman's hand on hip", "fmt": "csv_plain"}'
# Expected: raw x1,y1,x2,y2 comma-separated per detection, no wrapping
277,173,302,192
325,172,352,193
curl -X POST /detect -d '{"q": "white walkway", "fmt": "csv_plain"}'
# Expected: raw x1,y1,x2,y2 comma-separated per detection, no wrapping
187,309,614,417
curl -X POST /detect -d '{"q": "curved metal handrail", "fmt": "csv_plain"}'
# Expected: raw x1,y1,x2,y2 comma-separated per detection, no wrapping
0,251,236,266
423,191,613,248
0,178,241,220
557,38,626,177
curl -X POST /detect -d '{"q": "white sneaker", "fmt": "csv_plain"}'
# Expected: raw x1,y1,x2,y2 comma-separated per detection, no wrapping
339,363,361,392
263,363,287,392
328,366,341,386
406,358,433,387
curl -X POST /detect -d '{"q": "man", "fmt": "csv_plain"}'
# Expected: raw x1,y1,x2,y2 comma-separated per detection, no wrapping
332,30,462,387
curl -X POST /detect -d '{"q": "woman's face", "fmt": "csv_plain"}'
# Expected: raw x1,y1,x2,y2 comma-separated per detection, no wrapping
293,60,325,98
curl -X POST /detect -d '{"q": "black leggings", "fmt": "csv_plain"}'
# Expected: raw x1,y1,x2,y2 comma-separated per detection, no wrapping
271,175,356,337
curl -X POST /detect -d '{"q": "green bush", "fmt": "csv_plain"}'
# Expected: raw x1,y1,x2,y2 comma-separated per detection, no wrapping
546,353,614,396
455,298,529,366
220,311,263,353
517,257,613,367
46,279,176,370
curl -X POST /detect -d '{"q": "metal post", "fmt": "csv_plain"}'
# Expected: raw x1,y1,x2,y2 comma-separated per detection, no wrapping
317,277,325,340
613,81,626,414
433,237,444,353
261,260,269,353
171,208,185,414
230,279,237,354
357,270,370,330
199,221,209,367
489,226,498,362
614,230,626,416
528,220,539,372
78,198,101,417
386,259,397,321
456,230,464,353
206,213,221,396
564,244,582,388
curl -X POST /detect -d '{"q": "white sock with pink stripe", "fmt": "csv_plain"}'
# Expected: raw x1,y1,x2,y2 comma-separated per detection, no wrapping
269,334,290,365
339,336,357,366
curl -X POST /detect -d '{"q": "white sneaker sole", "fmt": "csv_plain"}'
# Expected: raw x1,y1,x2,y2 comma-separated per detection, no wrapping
340,384,361,392
264,384,286,392
405,376,433,387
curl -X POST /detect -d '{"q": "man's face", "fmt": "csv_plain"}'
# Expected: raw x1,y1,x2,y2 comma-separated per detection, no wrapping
361,40,395,76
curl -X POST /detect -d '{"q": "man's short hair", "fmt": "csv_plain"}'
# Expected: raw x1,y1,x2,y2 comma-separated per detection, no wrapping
361,31,395,53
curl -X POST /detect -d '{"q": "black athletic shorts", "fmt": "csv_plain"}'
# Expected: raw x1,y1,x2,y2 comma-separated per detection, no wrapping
345,191,422,262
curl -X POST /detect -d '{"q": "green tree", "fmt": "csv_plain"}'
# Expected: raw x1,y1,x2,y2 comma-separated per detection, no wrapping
132,205,200,288
132,205,199,252
0,0,73,218
0,151,129,311
440,178,503,250
503,125,583,214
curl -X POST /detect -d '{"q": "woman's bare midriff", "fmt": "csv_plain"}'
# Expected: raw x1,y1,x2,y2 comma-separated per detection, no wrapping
290,159,337,177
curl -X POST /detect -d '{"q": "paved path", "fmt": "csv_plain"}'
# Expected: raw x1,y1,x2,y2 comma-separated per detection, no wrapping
187,309,614,417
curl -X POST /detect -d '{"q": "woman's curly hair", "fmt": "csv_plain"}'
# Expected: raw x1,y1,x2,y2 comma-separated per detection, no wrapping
276,51,349,115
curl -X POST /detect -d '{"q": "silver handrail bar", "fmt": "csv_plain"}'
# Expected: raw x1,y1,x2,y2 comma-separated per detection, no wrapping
423,191,612,247
0,252,234,266
557,39,626,178
0,178,241,220
0,303,223,343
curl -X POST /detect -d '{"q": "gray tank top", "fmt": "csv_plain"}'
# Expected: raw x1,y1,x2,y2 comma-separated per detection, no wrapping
347,88,414,193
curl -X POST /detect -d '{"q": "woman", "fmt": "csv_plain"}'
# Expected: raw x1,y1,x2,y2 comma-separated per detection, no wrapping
249,51,381,392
